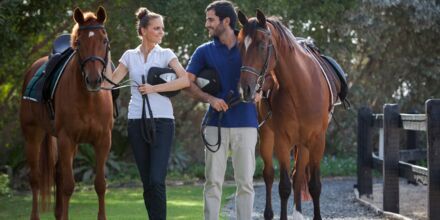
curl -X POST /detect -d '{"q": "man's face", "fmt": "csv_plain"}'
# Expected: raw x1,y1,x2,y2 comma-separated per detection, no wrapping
205,9,226,38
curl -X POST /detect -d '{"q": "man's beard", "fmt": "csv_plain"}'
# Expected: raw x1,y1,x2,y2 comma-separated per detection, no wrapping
208,24,225,38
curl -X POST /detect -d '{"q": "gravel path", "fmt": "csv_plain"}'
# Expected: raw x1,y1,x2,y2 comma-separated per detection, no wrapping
222,177,385,220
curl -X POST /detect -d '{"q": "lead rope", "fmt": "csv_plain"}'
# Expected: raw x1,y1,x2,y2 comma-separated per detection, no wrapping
140,75,156,145
201,91,241,153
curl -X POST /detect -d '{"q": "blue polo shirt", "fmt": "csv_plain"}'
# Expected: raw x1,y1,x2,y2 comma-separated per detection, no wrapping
187,37,258,128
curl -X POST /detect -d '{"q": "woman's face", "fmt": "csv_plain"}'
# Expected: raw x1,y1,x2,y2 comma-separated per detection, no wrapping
142,17,164,44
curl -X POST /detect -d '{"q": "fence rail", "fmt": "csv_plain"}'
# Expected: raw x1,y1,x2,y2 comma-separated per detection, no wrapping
356,99,440,219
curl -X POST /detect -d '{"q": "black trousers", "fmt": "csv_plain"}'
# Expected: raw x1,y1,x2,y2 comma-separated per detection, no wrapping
128,118,175,220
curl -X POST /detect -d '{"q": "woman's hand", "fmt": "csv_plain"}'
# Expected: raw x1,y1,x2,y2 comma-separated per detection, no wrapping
138,83,156,95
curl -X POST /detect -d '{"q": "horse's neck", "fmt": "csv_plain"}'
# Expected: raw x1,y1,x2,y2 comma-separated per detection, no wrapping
274,42,310,82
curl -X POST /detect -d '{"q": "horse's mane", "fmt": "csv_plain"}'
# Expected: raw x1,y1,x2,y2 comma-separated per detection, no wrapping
70,12,98,48
242,16,297,52
266,17,297,51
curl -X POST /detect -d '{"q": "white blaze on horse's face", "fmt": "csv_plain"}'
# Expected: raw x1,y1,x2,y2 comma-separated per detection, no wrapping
244,36,252,53
88,31,95,38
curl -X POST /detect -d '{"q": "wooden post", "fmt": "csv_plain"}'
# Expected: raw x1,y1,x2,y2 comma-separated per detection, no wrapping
357,107,373,196
383,104,400,213
426,99,440,219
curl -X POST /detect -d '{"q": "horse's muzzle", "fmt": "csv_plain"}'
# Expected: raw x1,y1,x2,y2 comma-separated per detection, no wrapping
239,84,255,103
85,75,103,92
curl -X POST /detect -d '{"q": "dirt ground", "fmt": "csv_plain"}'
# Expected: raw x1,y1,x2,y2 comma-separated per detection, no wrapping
359,178,428,220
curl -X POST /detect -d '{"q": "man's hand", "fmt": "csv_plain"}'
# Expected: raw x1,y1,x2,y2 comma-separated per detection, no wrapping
209,97,229,112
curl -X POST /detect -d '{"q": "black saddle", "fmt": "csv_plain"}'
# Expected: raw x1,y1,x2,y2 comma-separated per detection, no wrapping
45,34,72,74
321,55,348,102
52,34,71,55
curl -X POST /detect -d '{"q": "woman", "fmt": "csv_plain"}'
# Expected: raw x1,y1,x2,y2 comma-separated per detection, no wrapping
105,7,189,219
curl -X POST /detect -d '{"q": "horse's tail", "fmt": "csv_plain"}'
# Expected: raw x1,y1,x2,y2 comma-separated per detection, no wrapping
39,134,56,211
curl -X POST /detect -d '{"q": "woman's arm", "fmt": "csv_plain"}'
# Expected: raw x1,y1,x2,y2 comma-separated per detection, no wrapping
103,52,128,87
139,57,190,94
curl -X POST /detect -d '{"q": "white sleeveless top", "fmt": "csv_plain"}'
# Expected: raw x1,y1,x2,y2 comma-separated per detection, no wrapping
119,44,177,119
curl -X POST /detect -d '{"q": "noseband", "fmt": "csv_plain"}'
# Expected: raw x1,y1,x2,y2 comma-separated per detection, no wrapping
240,27,275,93
75,24,110,87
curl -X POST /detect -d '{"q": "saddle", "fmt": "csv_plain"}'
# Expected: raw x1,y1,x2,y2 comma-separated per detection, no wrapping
23,34,120,119
42,34,74,101
23,34,74,103
297,38,349,107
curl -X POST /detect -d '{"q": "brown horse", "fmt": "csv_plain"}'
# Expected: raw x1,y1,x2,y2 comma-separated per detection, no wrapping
20,7,113,220
237,10,342,220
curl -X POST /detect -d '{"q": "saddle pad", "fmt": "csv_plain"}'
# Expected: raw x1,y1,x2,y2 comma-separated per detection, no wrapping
23,51,75,102
23,63,48,102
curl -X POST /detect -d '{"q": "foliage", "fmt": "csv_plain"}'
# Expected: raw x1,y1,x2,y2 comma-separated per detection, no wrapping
74,144,123,184
0,173,11,196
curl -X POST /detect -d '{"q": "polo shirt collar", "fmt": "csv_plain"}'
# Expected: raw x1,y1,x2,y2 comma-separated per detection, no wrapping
135,44,160,54
213,37,238,49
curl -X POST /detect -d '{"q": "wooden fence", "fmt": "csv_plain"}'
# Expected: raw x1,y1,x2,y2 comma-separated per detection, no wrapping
357,99,440,219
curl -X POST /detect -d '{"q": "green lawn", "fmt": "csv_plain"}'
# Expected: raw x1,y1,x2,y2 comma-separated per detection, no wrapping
0,185,235,220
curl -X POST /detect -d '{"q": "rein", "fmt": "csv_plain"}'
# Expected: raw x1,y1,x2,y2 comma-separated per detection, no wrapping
140,75,156,145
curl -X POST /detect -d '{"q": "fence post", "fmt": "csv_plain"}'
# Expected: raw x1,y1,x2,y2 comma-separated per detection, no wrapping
426,99,440,219
383,104,400,213
357,107,373,196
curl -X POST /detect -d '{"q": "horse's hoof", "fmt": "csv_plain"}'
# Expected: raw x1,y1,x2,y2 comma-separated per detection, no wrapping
264,209,274,219
292,210,304,220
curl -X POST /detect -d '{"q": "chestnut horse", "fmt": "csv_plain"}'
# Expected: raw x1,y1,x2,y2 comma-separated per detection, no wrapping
237,10,342,220
20,7,112,220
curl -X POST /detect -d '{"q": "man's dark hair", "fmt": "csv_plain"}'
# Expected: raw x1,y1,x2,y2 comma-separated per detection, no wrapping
206,0,237,29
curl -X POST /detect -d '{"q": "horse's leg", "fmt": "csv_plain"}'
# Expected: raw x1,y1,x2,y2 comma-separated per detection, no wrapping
274,139,292,220
55,161,63,220
292,145,309,219
57,134,76,220
93,132,111,220
260,125,275,220
308,135,325,220
24,127,45,220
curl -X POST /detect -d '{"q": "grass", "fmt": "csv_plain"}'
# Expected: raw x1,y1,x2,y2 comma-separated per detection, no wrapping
0,155,357,219
0,185,235,220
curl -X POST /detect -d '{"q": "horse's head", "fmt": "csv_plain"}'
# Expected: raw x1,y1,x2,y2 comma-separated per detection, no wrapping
237,10,276,102
72,6,109,92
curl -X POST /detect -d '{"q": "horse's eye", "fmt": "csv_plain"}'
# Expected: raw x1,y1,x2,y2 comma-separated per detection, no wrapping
103,39,108,45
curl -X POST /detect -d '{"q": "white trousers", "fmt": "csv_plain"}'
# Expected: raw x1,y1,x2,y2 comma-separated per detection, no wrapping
203,126,258,220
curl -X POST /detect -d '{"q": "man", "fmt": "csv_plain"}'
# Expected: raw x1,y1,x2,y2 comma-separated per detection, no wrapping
185,1,258,219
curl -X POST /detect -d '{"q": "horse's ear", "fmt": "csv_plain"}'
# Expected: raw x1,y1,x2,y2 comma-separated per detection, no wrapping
256,9,266,27
238,10,248,26
96,6,107,24
73,7,84,25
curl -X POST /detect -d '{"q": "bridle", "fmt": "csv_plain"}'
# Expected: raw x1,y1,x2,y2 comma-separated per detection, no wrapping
75,24,112,89
240,27,276,93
